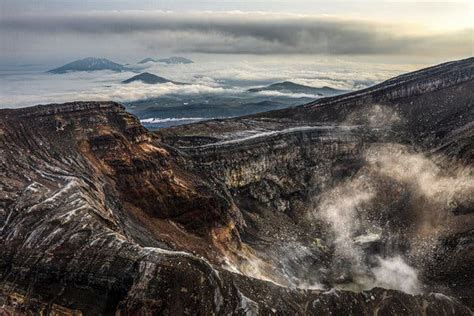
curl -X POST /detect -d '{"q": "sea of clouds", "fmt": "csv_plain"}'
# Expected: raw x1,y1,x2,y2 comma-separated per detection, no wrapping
0,55,421,109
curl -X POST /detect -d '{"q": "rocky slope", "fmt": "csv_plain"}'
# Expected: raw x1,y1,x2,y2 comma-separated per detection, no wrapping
158,57,474,308
1,57,473,315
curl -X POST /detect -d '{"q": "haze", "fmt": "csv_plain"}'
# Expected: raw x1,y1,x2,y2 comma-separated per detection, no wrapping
1,0,472,65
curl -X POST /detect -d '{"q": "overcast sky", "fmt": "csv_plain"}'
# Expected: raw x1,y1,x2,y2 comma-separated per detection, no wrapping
0,0,472,64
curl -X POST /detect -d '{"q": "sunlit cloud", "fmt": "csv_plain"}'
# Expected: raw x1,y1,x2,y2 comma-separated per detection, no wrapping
0,11,471,62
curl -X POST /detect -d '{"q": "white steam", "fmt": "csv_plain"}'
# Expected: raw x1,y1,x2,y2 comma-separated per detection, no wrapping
217,104,472,296
344,104,403,128
366,145,473,202
372,256,420,294
365,145,474,234
318,179,374,268
312,105,473,294
314,146,427,294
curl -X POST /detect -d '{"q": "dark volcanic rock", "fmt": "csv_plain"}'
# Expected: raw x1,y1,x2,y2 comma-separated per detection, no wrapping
258,58,474,151
0,101,242,314
1,102,471,315
157,57,474,310
1,58,473,315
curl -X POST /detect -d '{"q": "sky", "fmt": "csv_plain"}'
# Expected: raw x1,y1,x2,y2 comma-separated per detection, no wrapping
0,0,472,109
0,0,472,64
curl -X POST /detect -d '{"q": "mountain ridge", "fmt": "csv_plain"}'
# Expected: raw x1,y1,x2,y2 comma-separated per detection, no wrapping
248,81,346,96
1,58,473,314
260,57,474,121
47,57,128,74
138,56,194,64
122,72,185,85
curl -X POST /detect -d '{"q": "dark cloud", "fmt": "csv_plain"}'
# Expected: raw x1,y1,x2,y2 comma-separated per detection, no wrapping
0,11,472,57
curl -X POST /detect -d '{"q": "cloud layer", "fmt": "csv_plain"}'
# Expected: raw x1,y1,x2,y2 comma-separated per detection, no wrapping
0,56,420,108
1,11,472,60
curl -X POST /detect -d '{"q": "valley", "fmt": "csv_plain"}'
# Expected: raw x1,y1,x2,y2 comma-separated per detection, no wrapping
0,58,473,315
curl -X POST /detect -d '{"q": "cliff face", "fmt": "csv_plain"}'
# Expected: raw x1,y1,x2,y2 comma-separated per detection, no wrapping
0,101,241,237
158,57,474,308
1,58,473,315
0,102,244,314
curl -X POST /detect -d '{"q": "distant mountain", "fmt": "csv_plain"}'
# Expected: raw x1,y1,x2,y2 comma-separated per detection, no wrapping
138,58,158,64
122,72,184,85
47,57,127,74
157,57,194,64
249,81,345,96
1,58,473,315
137,57,194,65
